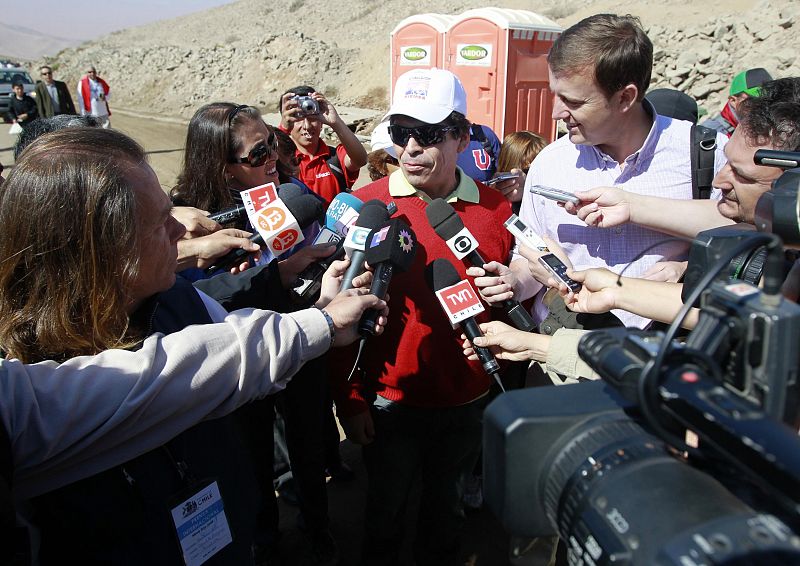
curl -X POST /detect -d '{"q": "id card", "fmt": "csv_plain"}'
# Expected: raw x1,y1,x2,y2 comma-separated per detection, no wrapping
170,480,232,566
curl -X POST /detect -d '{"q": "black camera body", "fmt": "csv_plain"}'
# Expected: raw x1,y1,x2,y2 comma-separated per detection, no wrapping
484,218,800,563
295,95,320,118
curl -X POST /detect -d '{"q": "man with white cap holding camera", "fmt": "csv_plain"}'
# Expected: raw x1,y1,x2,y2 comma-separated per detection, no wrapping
329,67,514,565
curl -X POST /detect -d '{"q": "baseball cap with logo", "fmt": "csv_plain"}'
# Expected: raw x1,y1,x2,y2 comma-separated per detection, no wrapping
385,68,467,124
729,68,773,97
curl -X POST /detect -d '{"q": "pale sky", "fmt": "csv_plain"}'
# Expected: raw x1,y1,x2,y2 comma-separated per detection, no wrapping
3,0,238,40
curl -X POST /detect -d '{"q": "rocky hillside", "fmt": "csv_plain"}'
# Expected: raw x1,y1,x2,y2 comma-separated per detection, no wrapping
33,0,799,124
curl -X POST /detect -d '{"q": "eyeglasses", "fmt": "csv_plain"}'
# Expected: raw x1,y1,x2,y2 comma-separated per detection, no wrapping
388,124,458,147
230,132,278,167
41,71,52,76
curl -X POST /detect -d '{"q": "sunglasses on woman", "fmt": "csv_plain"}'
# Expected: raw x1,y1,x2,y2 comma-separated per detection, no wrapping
230,132,278,168
388,124,458,147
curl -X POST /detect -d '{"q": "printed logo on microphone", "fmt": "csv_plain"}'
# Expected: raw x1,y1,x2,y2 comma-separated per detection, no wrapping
435,280,485,325
369,226,390,248
345,226,370,251
446,227,478,260
398,229,414,253
242,182,279,218
258,207,287,232
271,229,301,252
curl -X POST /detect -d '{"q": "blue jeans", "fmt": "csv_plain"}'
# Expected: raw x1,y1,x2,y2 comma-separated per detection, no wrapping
361,394,488,566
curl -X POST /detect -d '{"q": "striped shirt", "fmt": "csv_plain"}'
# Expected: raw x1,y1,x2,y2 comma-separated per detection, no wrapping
517,108,728,328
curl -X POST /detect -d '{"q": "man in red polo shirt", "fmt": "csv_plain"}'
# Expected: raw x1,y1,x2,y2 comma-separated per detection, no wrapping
279,86,368,206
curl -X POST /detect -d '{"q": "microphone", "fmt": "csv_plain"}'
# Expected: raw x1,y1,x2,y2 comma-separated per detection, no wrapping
291,193,364,302
425,198,535,333
276,182,307,203
340,200,392,291
429,258,503,388
208,204,247,225
206,193,323,274
358,218,417,336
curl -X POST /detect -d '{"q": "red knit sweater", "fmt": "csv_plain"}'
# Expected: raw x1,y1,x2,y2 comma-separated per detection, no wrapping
330,176,514,417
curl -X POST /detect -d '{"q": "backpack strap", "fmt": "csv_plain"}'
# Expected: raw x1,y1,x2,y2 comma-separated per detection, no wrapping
471,125,496,166
325,145,350,193
691,124,718,200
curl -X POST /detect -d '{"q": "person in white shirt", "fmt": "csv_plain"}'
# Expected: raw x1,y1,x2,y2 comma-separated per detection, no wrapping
76,65,111,127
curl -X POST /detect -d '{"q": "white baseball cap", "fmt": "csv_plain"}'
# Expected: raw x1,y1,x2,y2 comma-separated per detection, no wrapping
384,68,467,124
370,121,397,158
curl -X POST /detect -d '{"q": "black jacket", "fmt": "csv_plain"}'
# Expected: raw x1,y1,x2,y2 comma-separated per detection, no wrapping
34,80,77,117
7,94,37,125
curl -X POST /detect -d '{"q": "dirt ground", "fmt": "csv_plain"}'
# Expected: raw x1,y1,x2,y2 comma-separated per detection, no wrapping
0,114,551,566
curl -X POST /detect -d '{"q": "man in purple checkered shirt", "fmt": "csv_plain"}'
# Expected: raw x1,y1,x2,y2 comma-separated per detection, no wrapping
472,14,728,329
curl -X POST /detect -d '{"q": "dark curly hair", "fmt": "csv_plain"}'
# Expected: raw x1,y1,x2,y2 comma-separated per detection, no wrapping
738,78,800,151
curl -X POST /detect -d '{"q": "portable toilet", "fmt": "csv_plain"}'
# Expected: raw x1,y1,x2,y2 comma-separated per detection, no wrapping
444,8,561,141
390,14,455,90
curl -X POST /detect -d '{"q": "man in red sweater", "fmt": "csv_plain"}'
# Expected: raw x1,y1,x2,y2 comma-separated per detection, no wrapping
330,68,514,565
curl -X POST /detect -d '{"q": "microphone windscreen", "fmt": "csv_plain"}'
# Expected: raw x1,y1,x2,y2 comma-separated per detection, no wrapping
277,182,305,202
363,219,417,271
355,200,391,230
325,192,363,229
285,194,324,228
425,199,464,239
431,257,462,291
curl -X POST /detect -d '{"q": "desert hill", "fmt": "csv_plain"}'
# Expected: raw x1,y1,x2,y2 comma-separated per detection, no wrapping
30,0,800,124
0,22,81,62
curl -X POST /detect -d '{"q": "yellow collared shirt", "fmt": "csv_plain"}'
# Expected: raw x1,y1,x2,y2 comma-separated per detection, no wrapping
387,166,480,204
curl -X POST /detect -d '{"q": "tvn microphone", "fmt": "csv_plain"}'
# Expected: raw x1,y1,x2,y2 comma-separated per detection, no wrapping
430,258,503,389
291,192,364,302
206,193,323,274
340,200,392,291
358,218,417,336
425,199,535,333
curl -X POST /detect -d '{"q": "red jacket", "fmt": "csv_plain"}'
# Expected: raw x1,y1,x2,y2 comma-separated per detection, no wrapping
330,177,514,416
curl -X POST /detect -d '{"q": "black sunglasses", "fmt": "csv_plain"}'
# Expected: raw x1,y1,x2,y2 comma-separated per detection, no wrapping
230,132,278,168
388,124,458,147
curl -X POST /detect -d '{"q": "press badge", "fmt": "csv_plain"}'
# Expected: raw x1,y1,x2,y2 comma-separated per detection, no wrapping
170,480,232,566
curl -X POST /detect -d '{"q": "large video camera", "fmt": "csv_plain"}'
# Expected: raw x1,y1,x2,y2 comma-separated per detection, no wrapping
483,153,800,564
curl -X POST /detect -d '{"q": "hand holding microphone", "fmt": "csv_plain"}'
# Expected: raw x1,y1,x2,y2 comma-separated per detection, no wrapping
426,199,535,332
340,200,393,291
429,258,503,390
205,191,323,274
290,192,364,302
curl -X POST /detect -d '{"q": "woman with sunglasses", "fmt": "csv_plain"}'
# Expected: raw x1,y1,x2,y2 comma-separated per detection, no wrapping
171,103,324,281
172,103,340,564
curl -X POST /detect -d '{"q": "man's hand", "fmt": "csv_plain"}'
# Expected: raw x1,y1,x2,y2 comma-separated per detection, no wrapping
561,268,621,314
340,410,375,445
488,168,526,203
564,186,633,228
467,261,518,304
172,206,221,238
176,229,260,271
279,91,302,131
277,243,337,288
462,320,549,362
641,260,688,283
313,92,342,128
516,237,573,287
316,257,375,308
323,289,388,347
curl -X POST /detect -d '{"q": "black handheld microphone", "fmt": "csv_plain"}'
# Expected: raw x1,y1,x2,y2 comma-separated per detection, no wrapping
340,200,392,291
425,199,535,332
208,204,247,225
430,258,503,389
205,193,324,274
357,218,417,336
